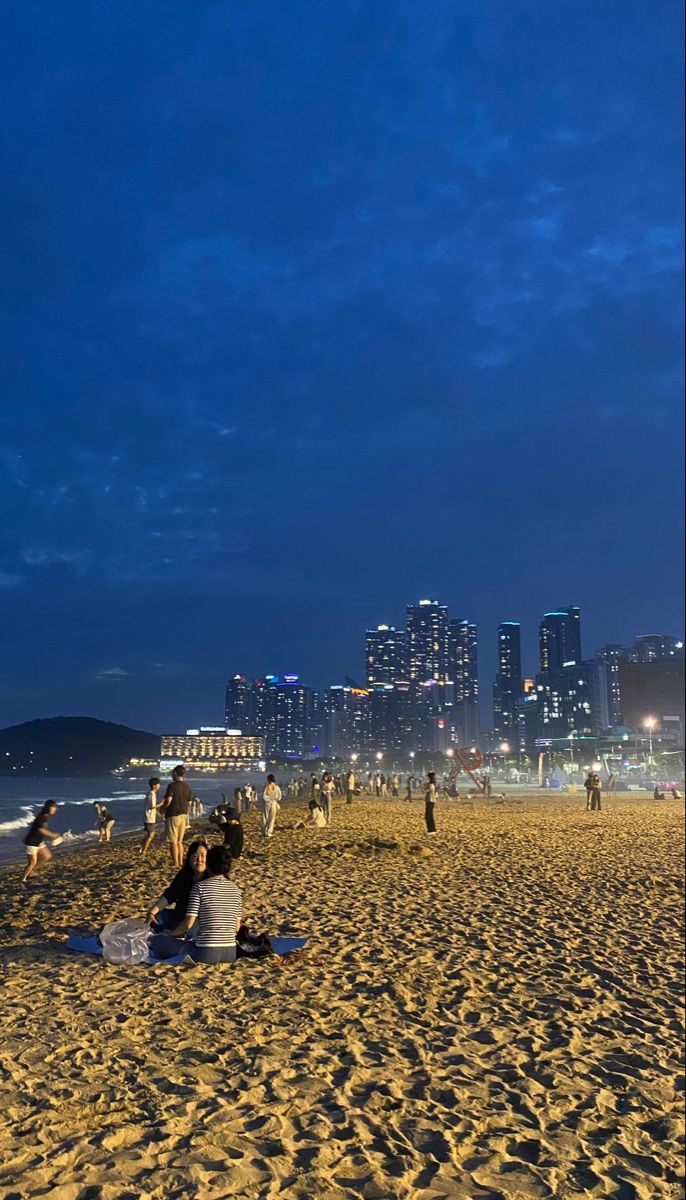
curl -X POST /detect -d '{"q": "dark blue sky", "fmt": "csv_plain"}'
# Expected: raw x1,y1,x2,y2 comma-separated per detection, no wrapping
1,1,683,732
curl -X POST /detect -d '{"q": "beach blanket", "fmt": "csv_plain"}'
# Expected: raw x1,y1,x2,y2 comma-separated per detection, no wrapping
66,933,308,966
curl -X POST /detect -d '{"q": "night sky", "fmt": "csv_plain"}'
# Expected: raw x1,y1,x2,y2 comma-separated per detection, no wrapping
1,1,683,733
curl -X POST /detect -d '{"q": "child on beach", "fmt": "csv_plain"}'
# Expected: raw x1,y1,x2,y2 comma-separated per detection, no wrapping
22,801,61,883
94,803,115,843
139,777,162,856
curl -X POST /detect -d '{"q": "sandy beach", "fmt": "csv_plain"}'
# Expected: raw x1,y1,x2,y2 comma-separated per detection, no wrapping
0,792,683,1200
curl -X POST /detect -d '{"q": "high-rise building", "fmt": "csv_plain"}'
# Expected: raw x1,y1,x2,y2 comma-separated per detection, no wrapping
365,625,407,685
261,675,320,758
324,686,371,757
448,618,480,746
594,644,630,726
406,599,449,683
492,622,523,745
617,659,685,741
539,607,582,675
224,674,255,733
633,634,685,663
535,661,610,741
369,683,417,755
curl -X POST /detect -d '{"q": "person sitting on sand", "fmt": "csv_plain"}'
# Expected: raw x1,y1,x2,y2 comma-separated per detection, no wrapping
150,844,243,964
305,798,326,829
22,801,61,883
222,808,244,860
654,785,666,801
140,777,162,857
94,803,115,843
671,787,682,800
146,839,208,930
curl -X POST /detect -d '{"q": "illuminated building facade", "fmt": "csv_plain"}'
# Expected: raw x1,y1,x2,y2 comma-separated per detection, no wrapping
224,674,255,732
365,625,407,685
493,621,523,745
539,607,582,675
406,599,449,682
161,729,264,771
448,618,480,746
324,686,371,757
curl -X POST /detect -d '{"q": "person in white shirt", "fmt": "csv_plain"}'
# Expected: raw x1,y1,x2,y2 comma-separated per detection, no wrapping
261,774,281,838
345,770,356,805
321,773,335,825
139,777,162,856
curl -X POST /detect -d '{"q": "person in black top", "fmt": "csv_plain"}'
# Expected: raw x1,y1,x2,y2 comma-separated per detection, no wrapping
161,765,194,868
222,808,244,860
145,839,208,930
22,801,60,883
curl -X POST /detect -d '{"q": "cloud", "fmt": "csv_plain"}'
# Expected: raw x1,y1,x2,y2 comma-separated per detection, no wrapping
94,667,129,682
0,571,24,588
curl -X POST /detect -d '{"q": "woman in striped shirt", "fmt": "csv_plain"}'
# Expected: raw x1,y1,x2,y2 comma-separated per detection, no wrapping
150,844,242,964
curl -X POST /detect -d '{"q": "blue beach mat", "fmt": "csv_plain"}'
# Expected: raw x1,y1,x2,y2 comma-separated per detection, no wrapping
66,933,308,966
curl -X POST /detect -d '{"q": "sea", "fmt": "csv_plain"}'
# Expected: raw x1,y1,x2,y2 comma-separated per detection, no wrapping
0,772,268,863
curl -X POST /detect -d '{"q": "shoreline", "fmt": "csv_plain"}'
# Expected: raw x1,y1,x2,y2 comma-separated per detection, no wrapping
0,793,683,1199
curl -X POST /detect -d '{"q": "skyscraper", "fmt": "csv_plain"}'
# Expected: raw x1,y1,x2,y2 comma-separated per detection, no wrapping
539,607,582,675
406,599,449,682
224,674,255,732
493,621,523,745
365,625,407,685
594,643,630,726
448,618,480,746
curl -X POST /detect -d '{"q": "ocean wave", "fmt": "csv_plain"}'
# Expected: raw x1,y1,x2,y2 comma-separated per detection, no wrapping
0,806,37,836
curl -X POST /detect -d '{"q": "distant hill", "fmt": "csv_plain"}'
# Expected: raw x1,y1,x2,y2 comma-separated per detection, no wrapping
0,717,160,776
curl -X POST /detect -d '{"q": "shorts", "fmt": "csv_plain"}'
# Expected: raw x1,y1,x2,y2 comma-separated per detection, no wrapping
102,820,115,832
166,815,188,843
143,822,156,834
25,843,41,859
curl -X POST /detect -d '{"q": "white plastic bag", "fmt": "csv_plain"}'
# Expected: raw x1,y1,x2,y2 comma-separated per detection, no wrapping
100,917,152,966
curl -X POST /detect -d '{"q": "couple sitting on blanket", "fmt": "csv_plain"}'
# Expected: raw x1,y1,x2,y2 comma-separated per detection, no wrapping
146,840,243,964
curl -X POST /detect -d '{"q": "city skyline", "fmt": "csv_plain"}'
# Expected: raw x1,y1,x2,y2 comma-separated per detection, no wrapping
1,1,683,732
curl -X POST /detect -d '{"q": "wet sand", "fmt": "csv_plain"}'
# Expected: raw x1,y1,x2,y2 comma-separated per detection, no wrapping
0,793,683,1200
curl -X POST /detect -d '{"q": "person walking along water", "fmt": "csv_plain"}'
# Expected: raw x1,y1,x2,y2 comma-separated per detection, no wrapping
424,772,438,835
261,774,282,838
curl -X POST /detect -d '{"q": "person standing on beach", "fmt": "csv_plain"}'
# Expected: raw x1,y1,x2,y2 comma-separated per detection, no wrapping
94,803,115,844
321,773,335,825
424,772,438,835
139,777,162,857
590,774,603,812
161,765,193,868
584,772,594,811
406,775,413,801
22,801,61,883
345,768,355,805
261,774,281,838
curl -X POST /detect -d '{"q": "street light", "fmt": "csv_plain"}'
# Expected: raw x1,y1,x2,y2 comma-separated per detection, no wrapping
644,717,656,764
375,751,383,763
500,742,510,755
446,748,454,758
567,731,576,771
